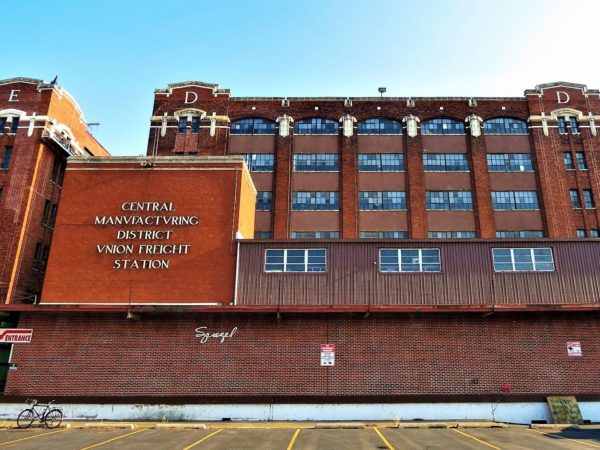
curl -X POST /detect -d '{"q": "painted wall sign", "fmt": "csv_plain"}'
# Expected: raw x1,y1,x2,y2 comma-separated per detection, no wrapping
195,326,237,344
567,341,582,356
321,343,335,366
0,329,33,343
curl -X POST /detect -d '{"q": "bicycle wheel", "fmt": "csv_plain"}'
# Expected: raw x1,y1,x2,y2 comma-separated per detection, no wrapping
17,409,35,429
44,409,63,429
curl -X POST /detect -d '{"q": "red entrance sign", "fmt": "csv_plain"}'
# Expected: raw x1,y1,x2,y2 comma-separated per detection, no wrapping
0,329,33,343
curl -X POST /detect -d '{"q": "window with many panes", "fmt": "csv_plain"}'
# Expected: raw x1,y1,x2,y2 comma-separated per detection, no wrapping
496,230,544,238
178,118,188,133
576,152,587,170
583,190,595,208
293,154,339,172
590,229,600,238
9,117,19,134
254,231,272,239
292,192,339,210
231,118,276,135
570,190,582,208
32,242,50,272
487,154,533,172
421,118,465,135
483,118,528,135
256,191,272,211
290,231,339,239
557,116,579,134
426,191,473,210
491,191,539,210
492,248,554,272
423,153,469,171
358,153,404,171
1,146,12,170
360,231,408,239
191,116,201,133
295,118,338,135
265,249,326,272
379,248,441,272
428,231,476,239
50,157,66,186
359,191,407,210
357,118,401,135
577,229,586,238
239,154,274,172
564,153,575,170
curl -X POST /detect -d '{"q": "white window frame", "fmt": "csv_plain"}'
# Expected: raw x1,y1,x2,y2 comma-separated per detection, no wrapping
264,248,327,273
378,248,441,273
491,247,555,272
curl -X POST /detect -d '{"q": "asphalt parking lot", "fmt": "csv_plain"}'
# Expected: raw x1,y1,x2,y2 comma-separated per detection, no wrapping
0,425,599,449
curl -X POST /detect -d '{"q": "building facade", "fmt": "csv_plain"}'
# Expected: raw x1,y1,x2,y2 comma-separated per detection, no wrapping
147,80,600,241
0,78,108,305
1,80,600,423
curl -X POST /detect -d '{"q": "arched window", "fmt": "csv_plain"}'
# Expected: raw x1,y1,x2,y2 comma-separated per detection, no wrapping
295,118,338,135
421,118,464,135
357,118,401,135
231,118,276,135
483,118,528,135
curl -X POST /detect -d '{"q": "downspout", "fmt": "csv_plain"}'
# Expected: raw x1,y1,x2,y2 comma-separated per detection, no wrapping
233,241,240,306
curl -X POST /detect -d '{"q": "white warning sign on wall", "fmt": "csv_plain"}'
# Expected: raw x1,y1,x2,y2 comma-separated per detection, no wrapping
321,343,335,366
567,342,582,357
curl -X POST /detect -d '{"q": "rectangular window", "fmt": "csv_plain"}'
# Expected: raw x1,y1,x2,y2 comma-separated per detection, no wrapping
292,192,339,210
487,154,533,172
379,248,441,272
492,248,555,272
557,117,567,134
360,231,408,239
563,153,575,170
49,204,58,228
0,117,6,132
239,154,275,172
41,200,52,226
496,230,544,238
32,242,43,271
492,191,539,210
570,190,582,208
576,152,587,170
423,153,469,171
254,231,272,239
293,154,339,172
426,191,473,210
577,229,586,238
290,231,340,239
358,153,404,171
590,229,600,238
9,117,19,134
50,158,66,186
583,189,595,209
256,191,272,211
359,191,407,210
1,146,12,170
570,118,580,134
178,118,188,133
265,249,327,272
428,231,476,239
190,117,201,133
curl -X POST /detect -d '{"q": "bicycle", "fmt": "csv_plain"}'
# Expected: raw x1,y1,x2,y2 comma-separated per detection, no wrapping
17,399,63,429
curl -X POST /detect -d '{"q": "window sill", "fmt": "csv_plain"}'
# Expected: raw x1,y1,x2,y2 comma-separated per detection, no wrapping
358,170,405,173
360,209,407,212
291,209,340,212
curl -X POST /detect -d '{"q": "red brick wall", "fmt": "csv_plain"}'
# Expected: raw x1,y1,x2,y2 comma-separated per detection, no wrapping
6,312,600,401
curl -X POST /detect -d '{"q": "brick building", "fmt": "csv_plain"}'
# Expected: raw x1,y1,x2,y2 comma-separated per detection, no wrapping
1,80,600,423
0,78,108,304
147,80,600,241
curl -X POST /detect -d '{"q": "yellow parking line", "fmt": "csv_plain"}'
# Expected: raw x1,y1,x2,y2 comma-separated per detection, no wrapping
286,428,300,450
374,427,395,450
79,428,148,450
0,428,68,446
529,428,600,448
182,428,224,450
452,428,501,449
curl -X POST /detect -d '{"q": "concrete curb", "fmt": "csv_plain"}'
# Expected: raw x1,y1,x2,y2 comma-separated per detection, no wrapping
316,422,365,429
154,423,207,429
530,424,580,430
80,422,136,429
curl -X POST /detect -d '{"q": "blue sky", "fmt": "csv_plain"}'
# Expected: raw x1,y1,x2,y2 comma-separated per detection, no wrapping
3,0,600,155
